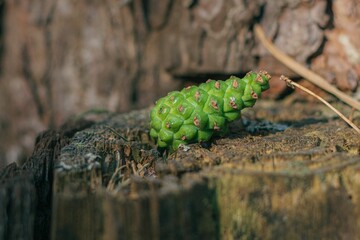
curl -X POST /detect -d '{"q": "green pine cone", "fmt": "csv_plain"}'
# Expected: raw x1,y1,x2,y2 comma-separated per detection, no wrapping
150,70,271,151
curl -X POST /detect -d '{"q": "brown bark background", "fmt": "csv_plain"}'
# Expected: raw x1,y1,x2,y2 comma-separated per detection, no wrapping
0,0,359,167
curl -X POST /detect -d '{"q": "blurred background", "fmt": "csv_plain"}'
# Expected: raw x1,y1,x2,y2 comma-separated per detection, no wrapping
0,0,359,167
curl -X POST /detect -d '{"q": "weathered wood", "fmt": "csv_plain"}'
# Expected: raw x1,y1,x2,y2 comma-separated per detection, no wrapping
0,117,98,240
212,162,360,239
0,169,36,240
160,101,360,239
47,100,360,239
52,174,219,240
49,108,216,239
1,99,360,239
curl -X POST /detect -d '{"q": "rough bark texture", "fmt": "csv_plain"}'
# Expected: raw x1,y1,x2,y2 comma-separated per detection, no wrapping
1,0,359,166
0,115,100,240
2,99,359,239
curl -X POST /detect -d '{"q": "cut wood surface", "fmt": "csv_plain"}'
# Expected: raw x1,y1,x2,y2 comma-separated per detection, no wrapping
2,99,358,239
51,100,360,239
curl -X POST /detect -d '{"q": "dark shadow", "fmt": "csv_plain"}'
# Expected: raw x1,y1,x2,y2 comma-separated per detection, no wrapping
283,117,329,128
173,71,249,85
225,117,329,140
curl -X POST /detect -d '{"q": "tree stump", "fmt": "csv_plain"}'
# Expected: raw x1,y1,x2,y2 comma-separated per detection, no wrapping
1,100,359,239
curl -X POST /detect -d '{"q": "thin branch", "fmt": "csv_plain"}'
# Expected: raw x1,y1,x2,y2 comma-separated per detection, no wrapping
280,75,360,135
254,24,360,111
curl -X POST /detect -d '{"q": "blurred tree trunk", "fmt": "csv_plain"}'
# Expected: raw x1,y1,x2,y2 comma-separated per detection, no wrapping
0,0,359,167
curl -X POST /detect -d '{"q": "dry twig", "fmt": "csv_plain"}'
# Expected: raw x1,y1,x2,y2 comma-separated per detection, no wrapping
281,75,360,135
254,24,360,111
